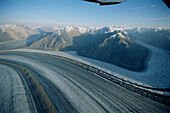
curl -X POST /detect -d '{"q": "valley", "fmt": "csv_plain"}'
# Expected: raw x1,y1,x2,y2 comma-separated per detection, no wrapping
0,24,170,112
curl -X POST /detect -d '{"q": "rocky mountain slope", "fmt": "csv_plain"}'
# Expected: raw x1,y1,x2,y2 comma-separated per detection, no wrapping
27,26,82,50
73,31,149,71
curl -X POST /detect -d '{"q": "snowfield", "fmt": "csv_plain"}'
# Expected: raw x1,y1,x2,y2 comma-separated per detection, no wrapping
2,44,169,93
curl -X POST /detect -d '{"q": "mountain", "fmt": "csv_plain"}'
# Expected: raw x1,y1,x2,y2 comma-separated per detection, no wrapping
76,31,149,71
0,24,39,41
125,27,170,51
2,24,168,71
29,32,67,50
26,25,151,71
27,26,82,50
0,29,14,42
140,29,170,51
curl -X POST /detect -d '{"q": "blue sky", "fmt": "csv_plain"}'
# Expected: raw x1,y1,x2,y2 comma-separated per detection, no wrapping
0,0,169,28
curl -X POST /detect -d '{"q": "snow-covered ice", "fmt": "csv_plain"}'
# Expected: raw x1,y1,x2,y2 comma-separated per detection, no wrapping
0,64,34,113
2,45,170,91
0,55,116,113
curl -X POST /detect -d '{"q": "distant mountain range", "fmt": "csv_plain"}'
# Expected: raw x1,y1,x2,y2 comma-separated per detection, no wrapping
0,24,39,40
0,24,169,71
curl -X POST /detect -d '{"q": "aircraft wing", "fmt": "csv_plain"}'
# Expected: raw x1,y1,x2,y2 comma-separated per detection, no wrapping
83,0,127,6
84,0,170,8
162,0,170,8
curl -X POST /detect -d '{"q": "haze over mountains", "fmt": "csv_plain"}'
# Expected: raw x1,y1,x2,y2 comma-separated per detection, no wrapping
0,24,170,71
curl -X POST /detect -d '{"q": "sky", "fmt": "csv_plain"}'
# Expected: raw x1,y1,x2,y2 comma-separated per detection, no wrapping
0,0,170,28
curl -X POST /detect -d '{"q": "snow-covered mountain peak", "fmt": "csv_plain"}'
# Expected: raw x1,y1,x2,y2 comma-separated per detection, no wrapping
0,24,16,28
65,25,75,32
53,26,60,30
31,25,42,30
55,29,61,35
154,27,167,32
78,27,88,34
